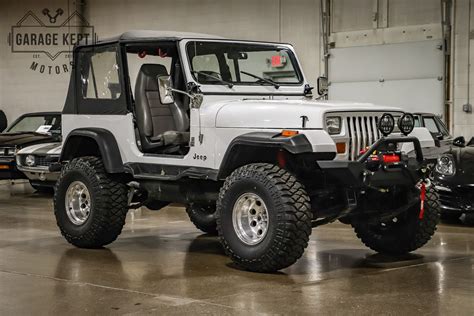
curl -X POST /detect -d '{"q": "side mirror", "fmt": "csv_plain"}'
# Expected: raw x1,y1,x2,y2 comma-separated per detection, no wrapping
157,75,174,104
453,136,466,147
0,110,7,132
317,76,328,96
166,86,203,109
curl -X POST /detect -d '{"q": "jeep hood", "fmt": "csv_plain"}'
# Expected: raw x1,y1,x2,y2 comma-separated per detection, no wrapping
215,99,402,129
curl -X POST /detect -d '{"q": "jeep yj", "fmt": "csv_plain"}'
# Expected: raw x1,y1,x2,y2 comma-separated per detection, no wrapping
54,31,439,272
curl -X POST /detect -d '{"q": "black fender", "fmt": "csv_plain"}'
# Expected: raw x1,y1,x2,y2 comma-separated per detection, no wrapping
60,128,124,173
218,132,320,179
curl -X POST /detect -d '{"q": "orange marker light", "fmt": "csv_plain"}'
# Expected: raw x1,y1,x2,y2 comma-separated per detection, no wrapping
336,142,346,154
0,165,10,170
281,130,299,137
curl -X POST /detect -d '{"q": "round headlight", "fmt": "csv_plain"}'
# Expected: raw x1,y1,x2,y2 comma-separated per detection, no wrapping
398,113,415,135
378,113,395,136
25,155,36,167
435,155,455,176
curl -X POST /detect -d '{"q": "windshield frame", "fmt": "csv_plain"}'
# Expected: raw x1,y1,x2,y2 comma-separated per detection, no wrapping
184,40,305,88
5,113,61,134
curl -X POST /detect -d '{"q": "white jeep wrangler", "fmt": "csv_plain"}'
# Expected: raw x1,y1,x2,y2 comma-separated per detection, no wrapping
54,30,440,272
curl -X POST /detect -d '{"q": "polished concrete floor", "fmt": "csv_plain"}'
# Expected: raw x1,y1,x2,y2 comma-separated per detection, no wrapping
0,182,473,315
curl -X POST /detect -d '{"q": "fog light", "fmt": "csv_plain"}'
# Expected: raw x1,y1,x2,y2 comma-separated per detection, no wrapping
378,113,395,136
397,113,415,135
25,155,36,167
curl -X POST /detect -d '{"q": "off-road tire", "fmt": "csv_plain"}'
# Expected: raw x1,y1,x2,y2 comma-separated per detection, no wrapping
352,189,440,255
216,163,312,272
54,156,128,248
186,204,218,235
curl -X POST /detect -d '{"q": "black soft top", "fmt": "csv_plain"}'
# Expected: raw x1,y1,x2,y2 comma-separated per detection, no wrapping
84,30,222,46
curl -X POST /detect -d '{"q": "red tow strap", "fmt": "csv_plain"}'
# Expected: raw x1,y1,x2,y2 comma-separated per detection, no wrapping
419,182,426,219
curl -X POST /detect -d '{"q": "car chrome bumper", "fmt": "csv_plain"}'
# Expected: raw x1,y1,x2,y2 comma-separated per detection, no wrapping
17,165,59,182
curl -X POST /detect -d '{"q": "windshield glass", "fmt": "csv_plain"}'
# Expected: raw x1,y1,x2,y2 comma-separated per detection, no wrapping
6,114,61,134
186,41,302,86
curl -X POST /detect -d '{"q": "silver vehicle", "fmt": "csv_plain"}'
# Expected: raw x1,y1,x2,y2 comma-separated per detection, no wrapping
16,142,61,191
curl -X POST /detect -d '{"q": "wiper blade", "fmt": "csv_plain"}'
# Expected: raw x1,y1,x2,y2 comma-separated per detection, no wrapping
240,71,280,89
191,71,233,88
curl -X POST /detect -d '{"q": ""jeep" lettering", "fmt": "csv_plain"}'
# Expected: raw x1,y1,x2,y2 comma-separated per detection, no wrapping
193,153,207,161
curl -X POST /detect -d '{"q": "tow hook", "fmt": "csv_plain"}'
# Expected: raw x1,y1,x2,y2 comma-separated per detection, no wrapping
417,178,431,219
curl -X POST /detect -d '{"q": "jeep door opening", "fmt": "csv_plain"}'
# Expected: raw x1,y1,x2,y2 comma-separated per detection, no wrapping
54,31,439,272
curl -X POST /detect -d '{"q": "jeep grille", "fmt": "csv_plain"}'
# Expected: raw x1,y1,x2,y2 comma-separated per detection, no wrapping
346,115,382,161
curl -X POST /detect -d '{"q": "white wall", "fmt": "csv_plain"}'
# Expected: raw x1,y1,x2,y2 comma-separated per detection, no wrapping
0,0,321,123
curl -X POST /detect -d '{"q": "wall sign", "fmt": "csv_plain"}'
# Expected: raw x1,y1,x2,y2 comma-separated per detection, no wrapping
7,8,97,75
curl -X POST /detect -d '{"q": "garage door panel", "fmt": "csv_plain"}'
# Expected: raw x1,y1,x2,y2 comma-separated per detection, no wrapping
329,78,444,115
329,40,444,83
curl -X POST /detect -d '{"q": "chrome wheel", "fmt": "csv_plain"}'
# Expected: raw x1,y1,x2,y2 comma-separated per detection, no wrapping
232,192,269,245
65,181,91,225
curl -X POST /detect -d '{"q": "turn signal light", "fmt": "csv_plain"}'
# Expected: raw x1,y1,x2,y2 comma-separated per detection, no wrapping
336,142,346,154
281,130,299,137
0,165,10,170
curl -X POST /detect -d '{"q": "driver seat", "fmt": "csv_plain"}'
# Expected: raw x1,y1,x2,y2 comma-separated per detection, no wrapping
134,64,190,153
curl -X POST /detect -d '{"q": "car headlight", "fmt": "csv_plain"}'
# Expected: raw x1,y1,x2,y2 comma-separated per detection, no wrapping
326,116,341,135
435,155,455,176
25,155,36,167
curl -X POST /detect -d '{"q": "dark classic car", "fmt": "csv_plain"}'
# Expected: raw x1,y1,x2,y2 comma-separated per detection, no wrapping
433,136,474,224
0,112,61,181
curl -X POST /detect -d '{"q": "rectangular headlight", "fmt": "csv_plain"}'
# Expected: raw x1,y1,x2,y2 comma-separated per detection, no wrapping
326,116,342,135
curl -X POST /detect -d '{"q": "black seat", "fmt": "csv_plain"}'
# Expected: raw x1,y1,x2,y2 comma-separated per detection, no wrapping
134,64,189,152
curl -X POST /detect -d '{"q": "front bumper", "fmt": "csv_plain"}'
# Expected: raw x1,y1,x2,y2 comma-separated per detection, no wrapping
317,136,425,189
0,159,25,180
17,165,59,182
434,184,474,214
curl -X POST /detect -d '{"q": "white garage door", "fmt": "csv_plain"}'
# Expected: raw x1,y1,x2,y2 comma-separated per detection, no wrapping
328,40,444,116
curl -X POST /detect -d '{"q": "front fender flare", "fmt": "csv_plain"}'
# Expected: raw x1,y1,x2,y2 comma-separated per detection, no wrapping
218,132,314,179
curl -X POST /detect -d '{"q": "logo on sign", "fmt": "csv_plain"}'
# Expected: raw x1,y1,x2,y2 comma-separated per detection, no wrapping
8,8,97,75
